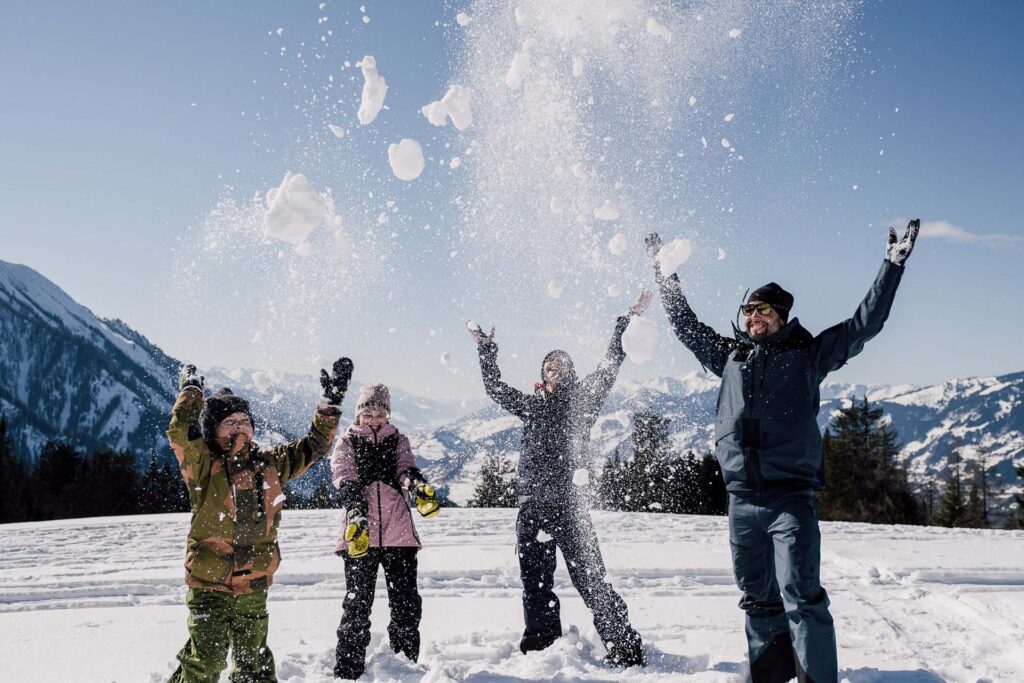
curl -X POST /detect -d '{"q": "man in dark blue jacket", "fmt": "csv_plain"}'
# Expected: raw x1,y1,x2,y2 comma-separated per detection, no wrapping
646,221,919,683
467,289,652,668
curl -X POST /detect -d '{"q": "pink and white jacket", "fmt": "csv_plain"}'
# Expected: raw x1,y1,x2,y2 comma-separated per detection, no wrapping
330,422,422,552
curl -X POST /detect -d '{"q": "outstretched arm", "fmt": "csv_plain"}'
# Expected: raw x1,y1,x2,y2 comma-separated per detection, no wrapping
646,233,737,376
814,220,918,375
166,365,209,490
581,288,652,403
469,322,531,418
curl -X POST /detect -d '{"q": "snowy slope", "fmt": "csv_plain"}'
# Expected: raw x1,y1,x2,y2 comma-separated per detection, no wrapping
415,371,1024,515
0,510,1022,682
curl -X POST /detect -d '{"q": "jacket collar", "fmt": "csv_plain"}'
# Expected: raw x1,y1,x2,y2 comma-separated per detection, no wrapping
735,317,812,348
346,422,398,440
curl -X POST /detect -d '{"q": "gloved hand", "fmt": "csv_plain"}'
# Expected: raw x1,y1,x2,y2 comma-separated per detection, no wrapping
412,480,439,518
178,364,204,393
886,219,920,266
644,232,663,262
465,320,495,347
626,288,653,317
343,506,369,558
320,357,354,406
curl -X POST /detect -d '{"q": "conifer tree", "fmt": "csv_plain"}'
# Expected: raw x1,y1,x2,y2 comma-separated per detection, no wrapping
31,441,87,520
1006,464,1024,530
697,452,728,516
934,449,968,527
0,419,31,523
468,454,517,507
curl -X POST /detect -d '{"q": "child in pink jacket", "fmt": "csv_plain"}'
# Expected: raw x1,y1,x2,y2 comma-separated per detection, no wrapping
330,383,437,680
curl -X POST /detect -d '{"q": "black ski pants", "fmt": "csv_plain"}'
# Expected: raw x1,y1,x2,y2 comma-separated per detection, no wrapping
335,547,421,678
516,502,642,655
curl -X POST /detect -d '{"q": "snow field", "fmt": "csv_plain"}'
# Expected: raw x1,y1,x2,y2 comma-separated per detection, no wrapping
1,510,1023,681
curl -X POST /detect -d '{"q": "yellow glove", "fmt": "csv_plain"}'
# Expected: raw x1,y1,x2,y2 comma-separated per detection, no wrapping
413,481,439,518
344,509,369,558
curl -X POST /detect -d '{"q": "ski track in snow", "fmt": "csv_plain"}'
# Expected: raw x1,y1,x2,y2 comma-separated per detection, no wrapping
0,510,1022,682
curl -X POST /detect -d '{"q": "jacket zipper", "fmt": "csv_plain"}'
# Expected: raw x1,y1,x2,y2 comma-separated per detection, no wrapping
376,481,384,547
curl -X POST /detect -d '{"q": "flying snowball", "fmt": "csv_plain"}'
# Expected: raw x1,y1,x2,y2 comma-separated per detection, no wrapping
717,248,726,261
421,85,473,130
440,352,451,366
622,316,658,364
594,200,620,221
729,28,742,38
607,284,622,297
456,12,471,26
327,124,345,137
388,139,425,181
263,172,328,245
608,232,627,255
572,468,590,487
547,278,565,298
357,56,387,125
657,238,693,274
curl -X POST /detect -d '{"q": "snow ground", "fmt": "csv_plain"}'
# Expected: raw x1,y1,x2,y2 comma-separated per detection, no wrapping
1,510,1022,682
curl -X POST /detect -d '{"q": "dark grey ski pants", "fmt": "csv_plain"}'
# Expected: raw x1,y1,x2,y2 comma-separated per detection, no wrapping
729,490,837,683
516,502,642,656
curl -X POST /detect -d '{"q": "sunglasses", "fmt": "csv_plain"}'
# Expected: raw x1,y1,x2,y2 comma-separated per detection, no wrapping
220,418,252,429
740,302,775,317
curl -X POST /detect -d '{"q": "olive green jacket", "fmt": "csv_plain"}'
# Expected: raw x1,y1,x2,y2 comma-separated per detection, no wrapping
167,387,340,594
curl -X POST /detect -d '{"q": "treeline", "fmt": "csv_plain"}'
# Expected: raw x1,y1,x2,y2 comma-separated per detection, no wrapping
467,400,1024,529
0,419,189,523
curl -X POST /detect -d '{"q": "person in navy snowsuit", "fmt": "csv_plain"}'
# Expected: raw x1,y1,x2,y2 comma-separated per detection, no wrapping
467,289,652,668
646,220,920,683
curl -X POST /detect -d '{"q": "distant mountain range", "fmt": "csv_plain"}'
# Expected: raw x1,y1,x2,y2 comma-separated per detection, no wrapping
2,259,1021,515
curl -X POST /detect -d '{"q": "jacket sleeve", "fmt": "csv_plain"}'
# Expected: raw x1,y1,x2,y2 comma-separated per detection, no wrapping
813,260,905,377
395,434,423,490
264,405,341,484
166,387,209,488
656,272,737,377
580,315,630,407
330,431,364,509
477,341,531,418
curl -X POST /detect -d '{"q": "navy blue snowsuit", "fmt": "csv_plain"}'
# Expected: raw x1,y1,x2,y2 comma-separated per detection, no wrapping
476,316,645,665
655,260,905,682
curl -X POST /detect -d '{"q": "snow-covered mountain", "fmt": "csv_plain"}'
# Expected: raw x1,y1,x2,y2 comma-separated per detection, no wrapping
415,371,1024,511
0,260,470,462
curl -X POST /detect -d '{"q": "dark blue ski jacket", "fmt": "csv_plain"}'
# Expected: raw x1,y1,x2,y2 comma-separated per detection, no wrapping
476,316,630,506
656,260,905,493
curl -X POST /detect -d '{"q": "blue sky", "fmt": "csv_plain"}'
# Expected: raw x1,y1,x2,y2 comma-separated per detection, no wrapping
1,1,1022,402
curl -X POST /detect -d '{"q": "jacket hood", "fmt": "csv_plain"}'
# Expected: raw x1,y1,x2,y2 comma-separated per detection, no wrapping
540,349,578,387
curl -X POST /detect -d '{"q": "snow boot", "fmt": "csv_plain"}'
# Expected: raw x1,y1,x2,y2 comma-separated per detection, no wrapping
334,661,364,680
604,634,646,668
519,629,560,654
750,632,797,683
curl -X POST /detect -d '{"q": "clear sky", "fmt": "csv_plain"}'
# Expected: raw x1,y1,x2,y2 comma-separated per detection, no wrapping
1,1,1022,402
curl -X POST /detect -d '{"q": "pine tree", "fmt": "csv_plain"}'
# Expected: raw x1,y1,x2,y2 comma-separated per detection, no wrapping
596,448,626,511
697,452,728,516
468,454,517,507
1005,464,1024,530
31,441,87,520
933,448,968,527
77,449,140,517
623,413,675,512
817,397,921,524
0,418,31,523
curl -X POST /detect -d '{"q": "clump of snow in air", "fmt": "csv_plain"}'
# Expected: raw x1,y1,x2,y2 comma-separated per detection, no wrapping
594,200,620,221
388,139,425,181
646,17,672,42
263,172,328,245
724,113,735,122
536,529,553,542
572,468,590,487
607,284,622,297
356,56,387,125
657,238,693,274
721,138,731,148
421,85,473,130
456,12,472,26
251,370,273,393
440,352,451,366
294,242,314,257
608,232,627,255
622,316,658,364
729,28,742,38
505,44,531,89
450,157,462,169
327,124,345,137
688,95,697,106
718,247,727,260
547,278,564,298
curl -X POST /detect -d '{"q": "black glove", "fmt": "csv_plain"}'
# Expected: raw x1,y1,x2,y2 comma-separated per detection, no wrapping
178,364,204,393
886,219,920,266
320,357,354,406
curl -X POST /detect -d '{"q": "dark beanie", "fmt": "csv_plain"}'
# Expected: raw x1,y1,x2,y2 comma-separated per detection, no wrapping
748,282,794,319
201,388,254,441
541,349,575,376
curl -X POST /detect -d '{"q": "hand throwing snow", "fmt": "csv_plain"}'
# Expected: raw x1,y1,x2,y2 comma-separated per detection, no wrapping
886,219,920,266
644,232,663,262
466,320,495,346
627,288,653,317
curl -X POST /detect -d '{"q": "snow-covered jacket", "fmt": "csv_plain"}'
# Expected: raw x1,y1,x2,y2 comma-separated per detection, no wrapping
655,260,905,493
477,315,630,507
166,388,341,595
330,422,423,551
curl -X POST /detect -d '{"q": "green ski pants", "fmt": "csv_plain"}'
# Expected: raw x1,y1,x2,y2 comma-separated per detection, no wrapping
169,588,276,683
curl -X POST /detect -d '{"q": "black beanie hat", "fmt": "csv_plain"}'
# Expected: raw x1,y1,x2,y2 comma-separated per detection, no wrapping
201,388,254,441
747,282,794,320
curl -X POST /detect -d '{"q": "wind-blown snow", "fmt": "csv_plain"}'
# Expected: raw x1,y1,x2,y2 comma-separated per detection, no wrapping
646,17,672,42
356,55,387,125
594,200,621,221
2,511,1023,682
388,139,425,181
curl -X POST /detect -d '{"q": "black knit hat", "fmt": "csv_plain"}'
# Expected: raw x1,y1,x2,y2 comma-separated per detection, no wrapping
201,388,254,441
747,282,794,320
